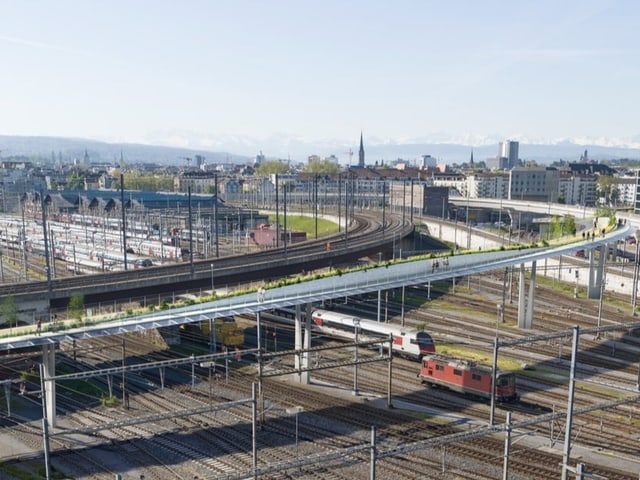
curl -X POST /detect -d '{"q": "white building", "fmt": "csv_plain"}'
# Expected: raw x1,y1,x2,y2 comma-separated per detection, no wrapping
614,176,636,207
466,172,509,199
432,172,467,197
558,172,597,206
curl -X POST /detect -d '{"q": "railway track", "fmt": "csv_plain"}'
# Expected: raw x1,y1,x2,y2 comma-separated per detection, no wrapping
3,246,640,478
0,211,403,299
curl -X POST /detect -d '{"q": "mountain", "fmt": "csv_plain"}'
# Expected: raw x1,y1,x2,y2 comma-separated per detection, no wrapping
0,135,252,165
1,134,639,166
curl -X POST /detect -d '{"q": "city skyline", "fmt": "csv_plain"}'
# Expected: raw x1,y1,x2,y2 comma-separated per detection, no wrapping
1,1,639,161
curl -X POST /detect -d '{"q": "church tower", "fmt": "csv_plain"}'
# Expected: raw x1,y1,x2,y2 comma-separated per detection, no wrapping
358,131,365,168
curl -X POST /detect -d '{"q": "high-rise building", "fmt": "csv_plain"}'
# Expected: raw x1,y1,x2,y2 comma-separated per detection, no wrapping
418,154,436,169
499,141,519,169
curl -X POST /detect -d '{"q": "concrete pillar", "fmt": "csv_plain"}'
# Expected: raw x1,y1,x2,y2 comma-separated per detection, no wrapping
517,264,526,328
294,304,303,381
300,303,312,384
587,248,596,298
42,344,56,428
525,261,536,329
588,245,607,299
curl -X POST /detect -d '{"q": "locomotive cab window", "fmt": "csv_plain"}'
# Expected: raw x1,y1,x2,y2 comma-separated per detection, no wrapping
453,369,462,376
435,364,445,372
471,373,482,381
497,376,512,386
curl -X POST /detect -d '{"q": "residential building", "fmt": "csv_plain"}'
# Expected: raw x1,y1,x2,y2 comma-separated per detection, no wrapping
558,171,597,206
466,172,509,199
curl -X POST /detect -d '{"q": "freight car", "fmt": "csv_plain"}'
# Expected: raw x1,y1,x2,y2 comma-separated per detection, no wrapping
310,309,435,360
419,354,518,402
200,316,244,347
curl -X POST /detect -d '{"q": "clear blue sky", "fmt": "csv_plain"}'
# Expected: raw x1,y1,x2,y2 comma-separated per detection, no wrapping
1,1,639,156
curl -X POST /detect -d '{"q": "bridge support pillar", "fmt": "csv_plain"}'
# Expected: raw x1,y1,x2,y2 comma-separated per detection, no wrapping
517,261,536,329
517,264,526,327
295,303,311,384
294,303,302,373
42,344,56,428
524,261,536,329
588,245,607,299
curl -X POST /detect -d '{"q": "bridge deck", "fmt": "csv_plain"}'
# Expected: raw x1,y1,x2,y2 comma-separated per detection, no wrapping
0,222,633,351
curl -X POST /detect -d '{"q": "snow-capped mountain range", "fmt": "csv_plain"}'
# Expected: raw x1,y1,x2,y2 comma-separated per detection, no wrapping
1,132,640,166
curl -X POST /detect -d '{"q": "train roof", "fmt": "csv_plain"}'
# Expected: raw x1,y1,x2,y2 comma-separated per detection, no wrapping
422,354,511,375
311,309,423,337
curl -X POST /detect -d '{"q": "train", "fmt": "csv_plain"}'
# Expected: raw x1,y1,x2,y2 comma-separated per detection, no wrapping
309,309,436,360
418,354,518,402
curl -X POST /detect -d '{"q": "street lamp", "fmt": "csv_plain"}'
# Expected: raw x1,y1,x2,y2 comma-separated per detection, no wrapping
353,318,360,396
286,406,304,463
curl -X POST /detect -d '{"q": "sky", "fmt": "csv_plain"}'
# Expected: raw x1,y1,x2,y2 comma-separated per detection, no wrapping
1,1,639,159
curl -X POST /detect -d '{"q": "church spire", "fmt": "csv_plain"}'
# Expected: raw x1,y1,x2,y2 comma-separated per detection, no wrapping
358,131,365,168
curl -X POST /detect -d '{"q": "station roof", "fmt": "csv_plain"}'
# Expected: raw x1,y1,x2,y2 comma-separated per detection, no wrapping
24,190,224,211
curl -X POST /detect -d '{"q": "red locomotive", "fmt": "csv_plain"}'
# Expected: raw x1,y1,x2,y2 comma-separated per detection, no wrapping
419,354,518,402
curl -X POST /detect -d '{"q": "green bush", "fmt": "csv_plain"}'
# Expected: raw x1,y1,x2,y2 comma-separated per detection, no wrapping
100,395,120,407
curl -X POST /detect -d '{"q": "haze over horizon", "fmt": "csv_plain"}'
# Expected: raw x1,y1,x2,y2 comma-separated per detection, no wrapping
1,1,639,161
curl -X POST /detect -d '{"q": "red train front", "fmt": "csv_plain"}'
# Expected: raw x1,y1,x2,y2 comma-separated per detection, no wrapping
494,371,518,402
419,354,518,402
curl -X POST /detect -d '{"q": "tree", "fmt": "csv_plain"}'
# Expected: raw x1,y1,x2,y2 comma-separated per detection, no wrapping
550,214,576,239
596,175,616,206
255,160,291,176
68,293,85,323
66,171,85,190
301,159,341,175
123,172,173,191
1,296,19,329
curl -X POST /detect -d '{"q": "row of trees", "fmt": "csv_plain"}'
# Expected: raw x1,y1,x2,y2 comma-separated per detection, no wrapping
1,294,85,329
57,158,343,193
255,158,342,176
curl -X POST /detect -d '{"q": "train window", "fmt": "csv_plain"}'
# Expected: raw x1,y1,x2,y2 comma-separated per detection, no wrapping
472,373,482,381
497,376,512,386
453,369,462,376
435,364,445,372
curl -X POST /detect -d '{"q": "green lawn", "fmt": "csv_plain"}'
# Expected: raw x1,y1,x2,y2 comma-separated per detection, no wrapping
268,215,340,237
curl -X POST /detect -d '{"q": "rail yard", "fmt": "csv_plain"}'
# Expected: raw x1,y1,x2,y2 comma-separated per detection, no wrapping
1,263,640,479
1,210,639,479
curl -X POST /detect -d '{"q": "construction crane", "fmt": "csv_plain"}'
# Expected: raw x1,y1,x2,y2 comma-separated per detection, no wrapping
344,149,353,167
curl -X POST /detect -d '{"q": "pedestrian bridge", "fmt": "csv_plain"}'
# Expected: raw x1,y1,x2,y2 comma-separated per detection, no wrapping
1,221,635,351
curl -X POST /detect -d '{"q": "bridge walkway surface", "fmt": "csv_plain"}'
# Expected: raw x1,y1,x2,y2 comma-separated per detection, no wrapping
0,221,634,351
